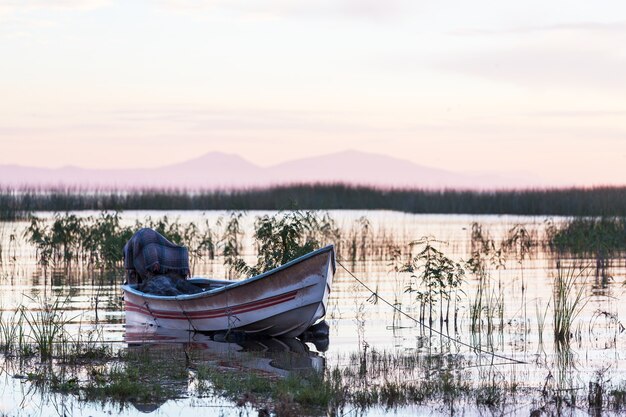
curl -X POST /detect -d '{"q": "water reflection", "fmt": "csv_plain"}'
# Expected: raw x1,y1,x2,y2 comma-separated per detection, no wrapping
125,325,326,376
123,325,327,413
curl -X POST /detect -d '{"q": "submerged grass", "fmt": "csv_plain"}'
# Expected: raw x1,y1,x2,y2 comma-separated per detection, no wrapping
83,349,186,402
197,365,342,412
23,347,184,405
14,338,626,416
15,342,527,415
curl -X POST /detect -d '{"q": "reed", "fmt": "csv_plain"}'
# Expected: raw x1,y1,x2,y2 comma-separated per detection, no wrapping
23,211,231,278
548,217,626,263
0,189,26,220
8,335,624,414
502,224,536,261
224,211,339,277
400,238,465,327
553,265,588,343
20,296,73,359
609,382,626,411
221,211,246,278
466,252,505,344
0,307,28,356
24,212,134,272
5,185,626,215
535,299,549,350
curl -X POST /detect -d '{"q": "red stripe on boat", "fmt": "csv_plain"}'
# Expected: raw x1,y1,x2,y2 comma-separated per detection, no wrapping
125,290,297,320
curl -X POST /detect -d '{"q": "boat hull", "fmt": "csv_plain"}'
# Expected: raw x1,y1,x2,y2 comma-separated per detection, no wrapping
122,245,335,337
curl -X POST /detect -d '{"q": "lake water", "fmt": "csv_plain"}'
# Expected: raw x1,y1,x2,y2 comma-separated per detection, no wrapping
1,210,625,416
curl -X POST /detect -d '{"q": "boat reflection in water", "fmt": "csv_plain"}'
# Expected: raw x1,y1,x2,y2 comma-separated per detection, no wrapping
124,324,328,413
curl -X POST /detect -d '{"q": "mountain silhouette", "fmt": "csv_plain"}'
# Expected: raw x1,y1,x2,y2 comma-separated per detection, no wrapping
0,150,539,189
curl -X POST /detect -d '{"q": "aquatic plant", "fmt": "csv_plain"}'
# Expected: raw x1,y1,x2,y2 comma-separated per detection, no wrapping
24,212,134,273
226,211,339,277
400,238,465,326
502,223,536,334
0,306,28,356
548,217,626,258
222,211,246,278
6,185,626,215
0,188,26,220
197,365,341,413
553,265,588,343
342,216,373,265
608,381,626,411
502,224,536,262
21,296,74,359
471,282,504,339
83,212,134,269
535,299,549,351
465,223,508,339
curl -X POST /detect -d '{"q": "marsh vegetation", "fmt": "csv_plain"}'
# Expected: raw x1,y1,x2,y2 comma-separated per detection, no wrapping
1,209,626,416
4,185,626,218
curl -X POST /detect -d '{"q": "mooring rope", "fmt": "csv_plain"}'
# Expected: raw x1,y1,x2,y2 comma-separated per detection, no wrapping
336,260,527,365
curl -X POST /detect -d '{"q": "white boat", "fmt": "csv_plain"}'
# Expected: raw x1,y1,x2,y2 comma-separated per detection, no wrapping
122,245,335,337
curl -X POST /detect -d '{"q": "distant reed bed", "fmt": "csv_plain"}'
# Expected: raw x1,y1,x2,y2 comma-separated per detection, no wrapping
2,184,626,217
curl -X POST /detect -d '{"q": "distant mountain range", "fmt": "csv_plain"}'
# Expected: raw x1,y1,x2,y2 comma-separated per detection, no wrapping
0,150,541,190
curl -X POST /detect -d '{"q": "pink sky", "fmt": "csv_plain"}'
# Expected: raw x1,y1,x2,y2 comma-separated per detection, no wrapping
1,1,625,187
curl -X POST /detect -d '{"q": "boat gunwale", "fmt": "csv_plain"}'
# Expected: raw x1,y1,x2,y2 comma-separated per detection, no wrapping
121,244,335,301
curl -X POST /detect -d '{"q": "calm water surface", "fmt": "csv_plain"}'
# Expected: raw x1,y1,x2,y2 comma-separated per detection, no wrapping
1,210,625,416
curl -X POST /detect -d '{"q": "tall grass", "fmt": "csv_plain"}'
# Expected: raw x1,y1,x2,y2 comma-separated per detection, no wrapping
20,210,412,280
548,217,626,258
24,212,223,276
20,296,74,359
466,254,505,352
553,265,587,343
547,217,626,283
337,216,406,265
226,211,339,277
25,212,133,271
535,299,549,350
4,185,626,215
0,307,28,356
0,189,26,220
0,296,112,361
400,238,465,327
466,224,509,337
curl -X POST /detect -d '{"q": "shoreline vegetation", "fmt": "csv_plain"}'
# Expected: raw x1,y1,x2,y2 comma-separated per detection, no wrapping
2,210,626,415
13,211,626,279
2,184,626,219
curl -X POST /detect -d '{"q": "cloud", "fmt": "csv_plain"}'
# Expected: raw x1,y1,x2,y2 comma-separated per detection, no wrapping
0,0,110,12
439,43,626,91
108,107,379,133
0,107,382,144
530,110,626,118
0,0,111,38
155,0,415,21
453,20,626,36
